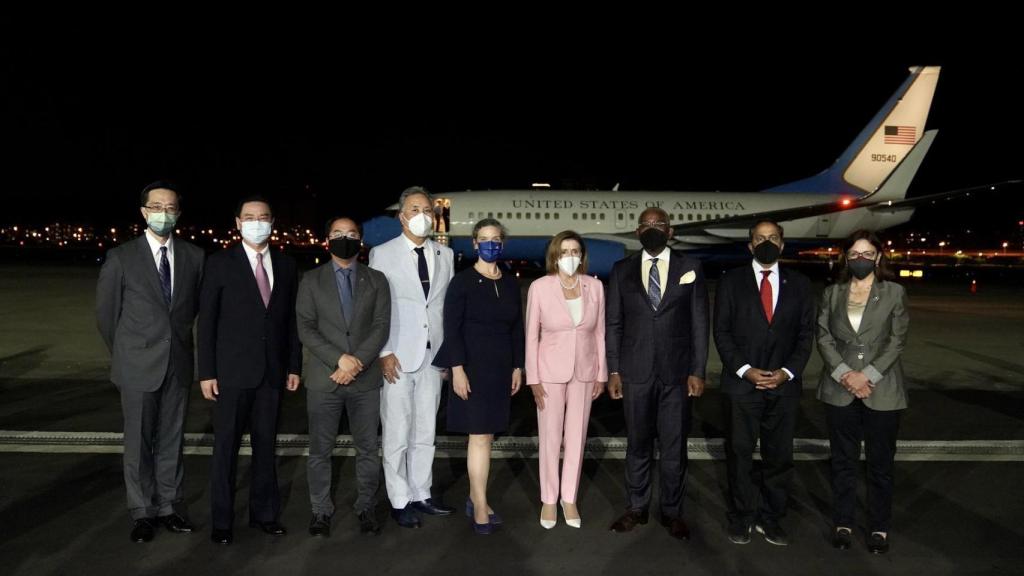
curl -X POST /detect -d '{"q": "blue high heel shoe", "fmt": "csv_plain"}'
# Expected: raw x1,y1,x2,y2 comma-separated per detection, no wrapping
465,498,503,525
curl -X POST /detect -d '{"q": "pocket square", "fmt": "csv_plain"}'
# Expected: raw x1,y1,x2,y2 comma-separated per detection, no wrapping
679,270,697,285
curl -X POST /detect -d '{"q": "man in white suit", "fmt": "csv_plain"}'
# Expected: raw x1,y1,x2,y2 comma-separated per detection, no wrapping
369,186,456,528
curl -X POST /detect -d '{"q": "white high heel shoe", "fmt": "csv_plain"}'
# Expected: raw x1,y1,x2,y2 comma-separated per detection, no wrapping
561,501,581,529
540,504,557,529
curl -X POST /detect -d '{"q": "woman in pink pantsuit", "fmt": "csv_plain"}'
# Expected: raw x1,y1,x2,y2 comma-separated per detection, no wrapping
525,231,607,529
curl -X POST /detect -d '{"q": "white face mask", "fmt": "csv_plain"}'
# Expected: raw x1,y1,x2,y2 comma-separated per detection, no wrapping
240,221,272,245
405,212,433,238
558,255,581,276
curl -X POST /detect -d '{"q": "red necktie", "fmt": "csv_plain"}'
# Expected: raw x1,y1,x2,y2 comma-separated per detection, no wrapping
760,270,773,323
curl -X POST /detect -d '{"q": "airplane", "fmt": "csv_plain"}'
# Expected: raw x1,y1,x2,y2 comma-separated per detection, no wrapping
361,66,1019,277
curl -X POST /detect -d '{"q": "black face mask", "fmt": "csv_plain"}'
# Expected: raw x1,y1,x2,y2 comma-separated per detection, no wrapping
639,228,669,253
753,240,781,265
848,258,876,280
329,237,361,260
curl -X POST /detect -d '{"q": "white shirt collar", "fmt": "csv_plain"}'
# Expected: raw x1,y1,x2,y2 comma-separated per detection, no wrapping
241,241,269,261
403,234,430,252
144,229,173,256
752,259,780,277
642,247,670,262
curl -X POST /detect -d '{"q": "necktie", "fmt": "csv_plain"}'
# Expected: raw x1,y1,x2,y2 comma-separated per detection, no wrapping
255,252,271,308
647,258,661,310
414,246,430,299
338,267,354,323
760,270,773,323
158,246,171,307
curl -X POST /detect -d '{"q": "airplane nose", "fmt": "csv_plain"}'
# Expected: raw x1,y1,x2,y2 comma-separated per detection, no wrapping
362,215,402,247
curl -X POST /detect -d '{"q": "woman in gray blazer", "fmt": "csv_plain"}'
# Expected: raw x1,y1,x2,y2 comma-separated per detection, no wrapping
817,230,909,555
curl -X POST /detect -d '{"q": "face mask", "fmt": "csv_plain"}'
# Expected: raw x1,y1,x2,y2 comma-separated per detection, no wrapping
477,241,503,262
848,258,876,280
405,212,433,238
558,255,581,276
146,211,177,236
753,240,781,266
240,221,272,245
639,228,668,253
329,237,361,260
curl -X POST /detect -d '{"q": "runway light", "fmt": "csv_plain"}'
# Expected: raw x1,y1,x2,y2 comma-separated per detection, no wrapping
899,270,911,277
840,198,852,207
912,270,924,278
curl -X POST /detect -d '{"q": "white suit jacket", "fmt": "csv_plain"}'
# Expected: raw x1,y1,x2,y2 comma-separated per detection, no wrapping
369,235,454,372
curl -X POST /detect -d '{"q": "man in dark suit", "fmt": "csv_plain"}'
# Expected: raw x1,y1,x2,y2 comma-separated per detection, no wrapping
714,220,815,546
297,217,390,537
605,207,709,541
96,181,204,543
198,196,302,545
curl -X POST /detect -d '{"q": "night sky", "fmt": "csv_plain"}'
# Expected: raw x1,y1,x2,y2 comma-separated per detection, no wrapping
4,36,1022,236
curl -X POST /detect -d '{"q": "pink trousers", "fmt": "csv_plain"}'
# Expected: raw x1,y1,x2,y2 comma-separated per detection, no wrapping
537,378,594,504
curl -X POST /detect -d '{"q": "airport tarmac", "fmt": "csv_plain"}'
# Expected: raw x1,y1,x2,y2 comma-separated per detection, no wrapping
1,264,1022,575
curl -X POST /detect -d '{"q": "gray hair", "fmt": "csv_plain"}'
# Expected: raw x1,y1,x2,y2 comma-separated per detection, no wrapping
397,186,434,212
472,218,508,241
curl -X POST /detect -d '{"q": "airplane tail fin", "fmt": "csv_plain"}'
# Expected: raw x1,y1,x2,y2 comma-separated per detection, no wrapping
765,65,941,196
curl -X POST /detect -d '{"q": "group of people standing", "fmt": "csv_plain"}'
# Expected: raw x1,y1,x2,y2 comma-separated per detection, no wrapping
97,182,909,555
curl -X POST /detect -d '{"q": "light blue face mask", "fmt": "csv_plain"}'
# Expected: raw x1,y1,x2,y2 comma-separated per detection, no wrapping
146,211,178,236
241,220,272,245
477,240,503,263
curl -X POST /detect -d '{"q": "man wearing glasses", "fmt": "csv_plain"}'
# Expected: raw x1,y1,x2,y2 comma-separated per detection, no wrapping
97,181,205,543
296,217,391,537
198,196,302,545
713,220,815,546
605,208,709,541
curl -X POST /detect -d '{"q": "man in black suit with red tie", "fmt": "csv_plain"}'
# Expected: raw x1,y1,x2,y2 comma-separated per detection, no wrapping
605,208,709,541
714,220,815,546
198,196,302,545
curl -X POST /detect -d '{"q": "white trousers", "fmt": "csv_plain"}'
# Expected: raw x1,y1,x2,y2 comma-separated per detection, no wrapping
380,361,443,508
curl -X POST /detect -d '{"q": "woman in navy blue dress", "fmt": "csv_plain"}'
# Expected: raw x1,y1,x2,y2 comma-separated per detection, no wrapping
433,218,524,534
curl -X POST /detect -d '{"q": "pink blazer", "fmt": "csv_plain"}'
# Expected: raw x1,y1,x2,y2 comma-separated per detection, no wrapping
525,274,608,385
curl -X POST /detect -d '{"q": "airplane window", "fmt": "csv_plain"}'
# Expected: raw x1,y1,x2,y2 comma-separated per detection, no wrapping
554,213,559,220
516,212,522,219
617,213,624,220
688,214,694,221
696,214,702,221
600,213,605,220
581,213,588,220
544,213,550,220
526,213,531,220
715,214,720,220
488,212,494,218
572,213,578,220
706,214,711,220
536,213,541,219
468,212,474,219
629,213,635,221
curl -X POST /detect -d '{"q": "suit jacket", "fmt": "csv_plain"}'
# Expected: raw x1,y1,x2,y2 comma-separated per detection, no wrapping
368,236,454,372
296,261,391,392
96,234,204,391
816,280,909,410
525,274,607,385
714,263,815,397
605,250,709,385
197,244,302,389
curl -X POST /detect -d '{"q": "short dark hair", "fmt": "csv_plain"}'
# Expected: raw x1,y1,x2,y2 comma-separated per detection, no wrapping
235,195,272,217
837,229,895,282
638,207,669,226
324,216,363,238
140,180,181,207
749,219,784,241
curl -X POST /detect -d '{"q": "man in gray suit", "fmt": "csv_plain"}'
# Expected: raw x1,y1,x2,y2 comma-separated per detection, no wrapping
297,217,391,537
96,181,205,543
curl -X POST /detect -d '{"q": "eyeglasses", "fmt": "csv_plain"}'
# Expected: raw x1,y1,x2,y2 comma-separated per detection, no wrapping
847,250,878,260
639,221,668,229
328,231,360,240
754,235,782,244
239,215,273,222
144,204,180,215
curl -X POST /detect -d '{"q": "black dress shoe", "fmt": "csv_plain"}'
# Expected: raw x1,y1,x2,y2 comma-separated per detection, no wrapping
309,513,331,537
250,520,287,536
410,498,454,516
832,527,852,550
211,528,233,545
358,510,382,535
755,521,789,546
609,509,649,533
158,513,194,533
727,520,752,544
391,505,422,528
130,518,156,543
867,532,890,554
661,516,691,541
